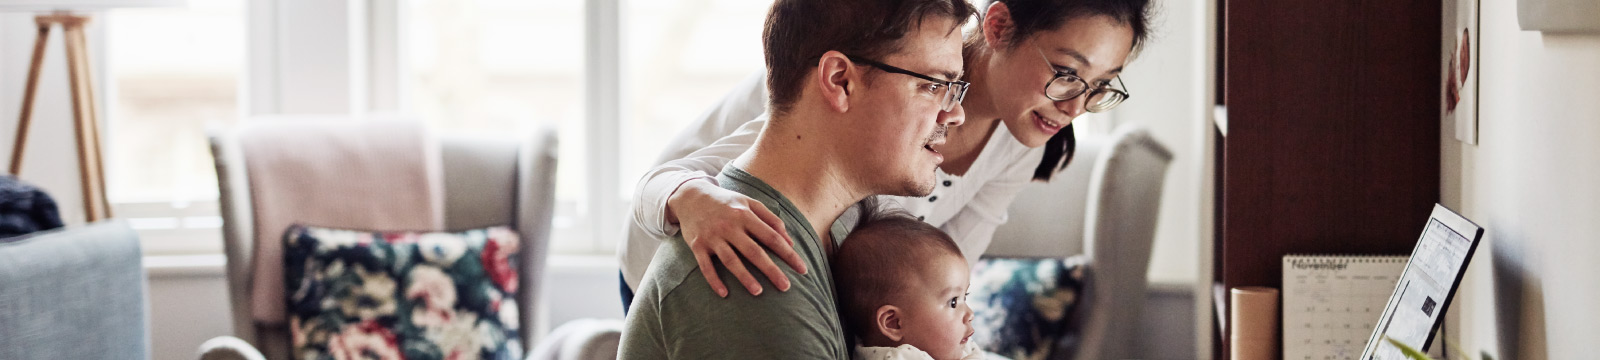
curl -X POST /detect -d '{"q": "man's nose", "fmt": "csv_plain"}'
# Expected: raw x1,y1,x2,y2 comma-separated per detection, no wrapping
940,102,966,127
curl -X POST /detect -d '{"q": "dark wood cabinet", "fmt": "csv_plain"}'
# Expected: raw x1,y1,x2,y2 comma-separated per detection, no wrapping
1213,0,1441,358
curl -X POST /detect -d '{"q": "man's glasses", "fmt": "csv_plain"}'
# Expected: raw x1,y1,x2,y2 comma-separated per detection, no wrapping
1035,46,1130,113
845,55,969,112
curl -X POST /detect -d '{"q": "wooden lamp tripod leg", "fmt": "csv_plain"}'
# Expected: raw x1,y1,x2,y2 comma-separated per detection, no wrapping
61,14,112,221
9,18,52,176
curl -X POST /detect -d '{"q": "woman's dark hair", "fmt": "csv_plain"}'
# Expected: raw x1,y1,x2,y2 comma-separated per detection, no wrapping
976,0,1154,181
1033,123,1078,181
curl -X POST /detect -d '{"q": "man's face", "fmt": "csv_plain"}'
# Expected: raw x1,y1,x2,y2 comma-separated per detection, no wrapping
839,16,967,197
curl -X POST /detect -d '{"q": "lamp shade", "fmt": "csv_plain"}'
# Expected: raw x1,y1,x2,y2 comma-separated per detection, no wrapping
0,0,184,11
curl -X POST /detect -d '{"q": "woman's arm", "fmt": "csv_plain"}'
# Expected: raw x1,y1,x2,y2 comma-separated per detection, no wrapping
632,71,771,238
625,71,807,297
631,118,764,238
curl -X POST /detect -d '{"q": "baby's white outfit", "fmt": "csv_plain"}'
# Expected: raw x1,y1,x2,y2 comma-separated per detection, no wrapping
853,342,989,360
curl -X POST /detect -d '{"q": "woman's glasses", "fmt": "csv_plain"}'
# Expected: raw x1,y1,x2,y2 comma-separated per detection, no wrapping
1035,46,1130,113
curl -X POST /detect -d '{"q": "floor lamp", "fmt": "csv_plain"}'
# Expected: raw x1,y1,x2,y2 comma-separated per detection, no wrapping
2,1,183,222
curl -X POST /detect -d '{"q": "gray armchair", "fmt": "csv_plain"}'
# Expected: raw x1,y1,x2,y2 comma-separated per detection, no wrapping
200,118,558,359
986,124,1175,360
0,221,150,360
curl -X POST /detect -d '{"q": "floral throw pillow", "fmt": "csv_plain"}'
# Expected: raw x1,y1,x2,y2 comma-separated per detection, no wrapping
968,255,1089,360
284,225,523,360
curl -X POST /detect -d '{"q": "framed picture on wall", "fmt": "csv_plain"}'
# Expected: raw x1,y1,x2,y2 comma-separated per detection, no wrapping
1444,0,1481,144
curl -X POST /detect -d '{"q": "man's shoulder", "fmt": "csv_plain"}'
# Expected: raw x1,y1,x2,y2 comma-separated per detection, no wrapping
637,234,826,313
715,168,809,230
631,235,703,301
624,233,847,359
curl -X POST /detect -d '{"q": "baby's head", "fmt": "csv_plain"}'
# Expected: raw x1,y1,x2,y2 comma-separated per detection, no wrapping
833,205,974,360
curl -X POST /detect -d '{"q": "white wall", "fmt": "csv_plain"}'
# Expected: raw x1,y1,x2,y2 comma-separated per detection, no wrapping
1114,0,1211,286
1442,0,1600,358
145,265,233,360
1109,0,1216,356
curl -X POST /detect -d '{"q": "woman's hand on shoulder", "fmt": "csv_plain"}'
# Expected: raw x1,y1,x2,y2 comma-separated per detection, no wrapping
667,179,806,298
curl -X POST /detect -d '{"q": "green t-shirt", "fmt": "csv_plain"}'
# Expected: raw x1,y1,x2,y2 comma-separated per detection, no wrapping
618,166,851,359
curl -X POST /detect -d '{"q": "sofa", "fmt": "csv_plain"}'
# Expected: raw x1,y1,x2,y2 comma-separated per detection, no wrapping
0,221,150,360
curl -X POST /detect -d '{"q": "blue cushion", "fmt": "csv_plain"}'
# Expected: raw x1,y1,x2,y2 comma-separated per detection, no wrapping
969,256,1088,359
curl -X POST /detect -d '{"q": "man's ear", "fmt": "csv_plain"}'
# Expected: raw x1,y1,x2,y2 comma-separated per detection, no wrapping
876,305,905,342
982,2,1016,48
814,50,855,113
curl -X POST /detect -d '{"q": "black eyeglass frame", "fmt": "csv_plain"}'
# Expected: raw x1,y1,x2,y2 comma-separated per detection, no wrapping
1034,46,1132,113
844,54,970,112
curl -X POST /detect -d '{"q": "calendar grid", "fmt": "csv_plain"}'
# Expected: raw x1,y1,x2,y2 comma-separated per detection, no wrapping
1283,255,1408,360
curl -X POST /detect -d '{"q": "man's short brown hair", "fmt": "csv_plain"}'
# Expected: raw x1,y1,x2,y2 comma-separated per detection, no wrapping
762,0,977,116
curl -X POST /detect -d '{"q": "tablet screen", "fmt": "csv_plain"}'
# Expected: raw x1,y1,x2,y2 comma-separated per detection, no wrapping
1360,204,1483,359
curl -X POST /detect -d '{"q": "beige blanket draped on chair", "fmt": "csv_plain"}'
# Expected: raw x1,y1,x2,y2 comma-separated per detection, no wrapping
237,119,444,325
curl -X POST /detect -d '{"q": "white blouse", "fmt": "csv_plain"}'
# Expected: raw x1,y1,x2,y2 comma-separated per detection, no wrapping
620,71,1044,289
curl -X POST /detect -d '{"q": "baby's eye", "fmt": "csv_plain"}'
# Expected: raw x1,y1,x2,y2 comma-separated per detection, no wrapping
949,297,959,308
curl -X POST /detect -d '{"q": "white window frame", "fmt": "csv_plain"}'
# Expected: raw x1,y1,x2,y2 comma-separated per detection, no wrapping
582,0,625,255
114,0,629,257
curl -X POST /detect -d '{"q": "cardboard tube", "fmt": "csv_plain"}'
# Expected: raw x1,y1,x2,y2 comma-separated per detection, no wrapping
1231,286,1279,360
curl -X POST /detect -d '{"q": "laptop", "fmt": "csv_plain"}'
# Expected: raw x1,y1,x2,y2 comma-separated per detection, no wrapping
1359,204,1485,359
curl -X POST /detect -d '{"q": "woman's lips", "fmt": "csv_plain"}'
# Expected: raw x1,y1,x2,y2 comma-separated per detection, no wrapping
1033,111,1063,135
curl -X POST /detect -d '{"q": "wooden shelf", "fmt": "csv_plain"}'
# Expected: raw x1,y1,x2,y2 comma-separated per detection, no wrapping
1212,0,1442,358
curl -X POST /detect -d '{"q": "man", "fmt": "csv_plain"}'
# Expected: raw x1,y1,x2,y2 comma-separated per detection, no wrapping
617,0,976,358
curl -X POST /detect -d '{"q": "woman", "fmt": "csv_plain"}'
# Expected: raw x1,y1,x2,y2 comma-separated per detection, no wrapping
620,0,1154,306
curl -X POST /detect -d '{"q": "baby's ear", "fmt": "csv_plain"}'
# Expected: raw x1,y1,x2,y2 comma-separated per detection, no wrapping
876,305,904,342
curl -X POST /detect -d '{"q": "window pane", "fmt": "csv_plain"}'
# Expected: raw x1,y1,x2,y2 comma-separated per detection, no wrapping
107,0,245,203
621,0,772,192
404,0,587,251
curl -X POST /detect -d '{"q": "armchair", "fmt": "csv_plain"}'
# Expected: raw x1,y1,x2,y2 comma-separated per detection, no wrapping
985,124,1175,360
199,117,558,359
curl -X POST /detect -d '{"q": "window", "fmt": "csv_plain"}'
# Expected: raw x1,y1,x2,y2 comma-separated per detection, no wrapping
403,0,591,252
107,0,244,255
105,0,774,256
619,0,771,193
406,0,773,254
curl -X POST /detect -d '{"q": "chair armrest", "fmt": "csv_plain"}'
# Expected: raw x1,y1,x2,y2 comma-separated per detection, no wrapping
527,319,622,360
197,336,266,360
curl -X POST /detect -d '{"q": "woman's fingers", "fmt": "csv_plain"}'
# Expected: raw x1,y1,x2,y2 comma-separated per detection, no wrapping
746,212,806,275
713,245,764,296
747,200,791,247
691,247,729,298
729,235,791,292
677,192,805,297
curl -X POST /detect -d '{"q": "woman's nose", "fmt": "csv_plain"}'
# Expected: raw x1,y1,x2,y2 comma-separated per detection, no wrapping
1055,96,1087,119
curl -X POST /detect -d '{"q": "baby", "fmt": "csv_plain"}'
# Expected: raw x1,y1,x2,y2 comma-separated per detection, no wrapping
833,206,984,360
